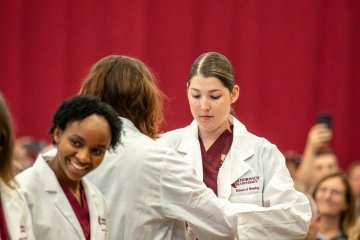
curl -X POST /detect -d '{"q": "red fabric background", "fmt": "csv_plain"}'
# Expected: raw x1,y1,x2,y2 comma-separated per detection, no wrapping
1,0,359,170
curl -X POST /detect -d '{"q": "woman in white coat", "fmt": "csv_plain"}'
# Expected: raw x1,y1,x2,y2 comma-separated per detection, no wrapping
79,55,311,240
159,52,312,239
16,95,122,240
0,94,35,240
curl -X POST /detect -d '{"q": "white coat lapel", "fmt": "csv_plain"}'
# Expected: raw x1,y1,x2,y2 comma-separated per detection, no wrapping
217,117,255,199
178,120,203,180
217,147,253,199
35,156,84,239
0,181,33,240
82,179,107,239
53,191,84,239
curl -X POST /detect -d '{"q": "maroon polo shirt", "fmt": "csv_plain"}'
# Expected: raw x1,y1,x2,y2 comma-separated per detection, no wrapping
0,199,10,240
60,182,90,240
199,126,233,195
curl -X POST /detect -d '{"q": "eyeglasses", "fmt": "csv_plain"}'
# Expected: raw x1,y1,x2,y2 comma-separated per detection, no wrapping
317,187,345,197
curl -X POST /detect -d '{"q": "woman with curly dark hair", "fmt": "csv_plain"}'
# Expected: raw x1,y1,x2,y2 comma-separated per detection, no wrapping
16,95,122,240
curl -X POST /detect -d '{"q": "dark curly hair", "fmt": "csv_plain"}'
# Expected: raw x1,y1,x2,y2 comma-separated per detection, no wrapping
49,95,122,151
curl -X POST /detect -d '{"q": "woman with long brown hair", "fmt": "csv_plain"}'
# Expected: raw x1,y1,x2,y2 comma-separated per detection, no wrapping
0,93,35,239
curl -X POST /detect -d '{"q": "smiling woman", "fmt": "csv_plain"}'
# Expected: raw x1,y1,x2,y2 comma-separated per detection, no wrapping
15,95,122,240
312,172,357,240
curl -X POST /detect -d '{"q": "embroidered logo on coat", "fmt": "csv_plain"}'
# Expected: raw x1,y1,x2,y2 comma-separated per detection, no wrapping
231,176,260,193
231,176,260,188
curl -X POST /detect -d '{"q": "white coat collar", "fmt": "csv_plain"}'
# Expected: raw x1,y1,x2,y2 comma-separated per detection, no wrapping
177,115,254,160
0,180,35,240
227,116,256,165
40,149,108,238
119,117,140,133
177,119,200,154
33,154,86,238
33,154,61,192
175,115,256,194
217,116,258,199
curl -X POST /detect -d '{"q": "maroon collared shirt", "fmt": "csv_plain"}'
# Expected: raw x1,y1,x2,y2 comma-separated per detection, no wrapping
199,126,233,195
60,182,90,240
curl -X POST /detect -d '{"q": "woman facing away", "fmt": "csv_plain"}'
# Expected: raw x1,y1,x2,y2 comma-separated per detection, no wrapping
16,95,122,240
78,54,311,240
0,93,35,240
158,51,312,239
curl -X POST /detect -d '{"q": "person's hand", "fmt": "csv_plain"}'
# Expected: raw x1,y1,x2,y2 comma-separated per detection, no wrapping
306,124,332,152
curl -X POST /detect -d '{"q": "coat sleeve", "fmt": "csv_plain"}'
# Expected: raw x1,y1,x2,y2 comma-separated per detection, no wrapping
159,146,237,240
158,142,311,240
235,141,311,240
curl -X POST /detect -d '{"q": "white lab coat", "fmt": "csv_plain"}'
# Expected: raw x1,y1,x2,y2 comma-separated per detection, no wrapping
159,116,312,239
15,154,109,240
86,117,243,240
0,180,35,240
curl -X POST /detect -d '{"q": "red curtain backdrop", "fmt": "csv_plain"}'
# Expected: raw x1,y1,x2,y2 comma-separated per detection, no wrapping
1,0,359,170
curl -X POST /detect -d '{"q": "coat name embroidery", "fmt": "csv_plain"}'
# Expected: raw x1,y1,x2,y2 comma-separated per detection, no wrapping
231,176,260,188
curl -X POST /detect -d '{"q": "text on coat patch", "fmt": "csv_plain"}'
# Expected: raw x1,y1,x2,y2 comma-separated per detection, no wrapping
231,176,260,192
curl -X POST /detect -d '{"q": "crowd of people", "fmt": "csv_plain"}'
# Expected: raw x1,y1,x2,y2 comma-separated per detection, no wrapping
0,52,358,239
284,120,360,240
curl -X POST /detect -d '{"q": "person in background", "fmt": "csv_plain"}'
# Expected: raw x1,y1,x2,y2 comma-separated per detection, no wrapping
348,160,360,216
297,123,339,193
312,172,357,240
158,51,311,239
284,150,304,192
78,55,311,239
0,93,35,239
13,136,45,174
16,95,122,240
306,194,321,240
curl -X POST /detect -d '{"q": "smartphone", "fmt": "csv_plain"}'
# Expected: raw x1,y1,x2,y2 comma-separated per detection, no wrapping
316,113,332,129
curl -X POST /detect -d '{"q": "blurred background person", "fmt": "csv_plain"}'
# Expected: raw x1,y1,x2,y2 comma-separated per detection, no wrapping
306,194,321,240
12,136,48,174
312,172,356,240
0,93,35,239
297,123,339,193
348,161,360,217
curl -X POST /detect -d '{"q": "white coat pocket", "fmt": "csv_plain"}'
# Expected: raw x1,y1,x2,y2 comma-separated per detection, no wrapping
229,193,263,206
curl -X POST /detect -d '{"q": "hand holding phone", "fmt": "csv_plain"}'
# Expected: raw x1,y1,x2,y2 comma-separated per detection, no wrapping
316,113,332,129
